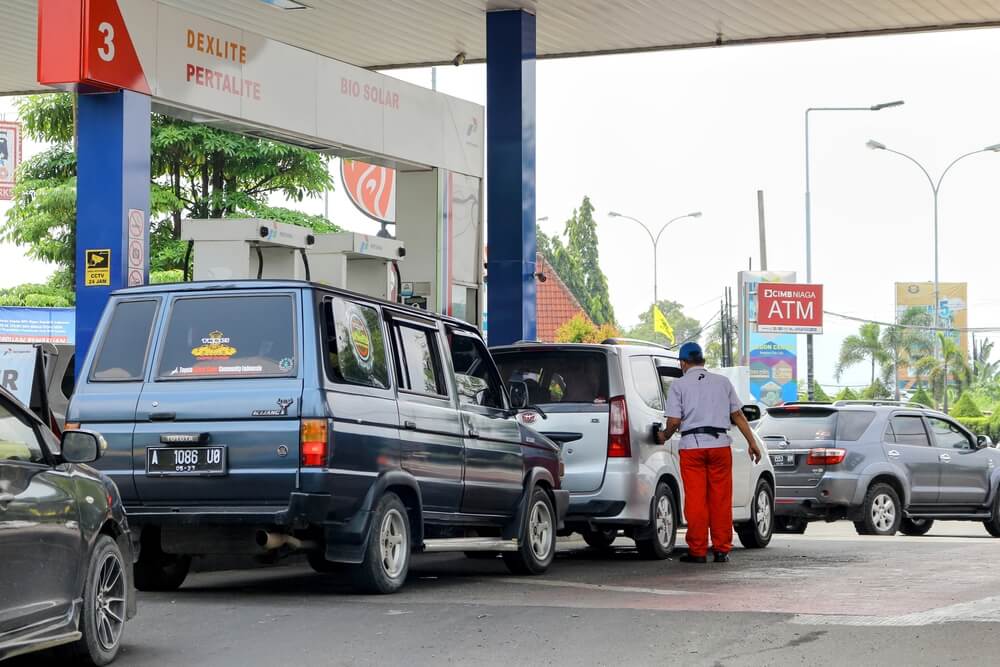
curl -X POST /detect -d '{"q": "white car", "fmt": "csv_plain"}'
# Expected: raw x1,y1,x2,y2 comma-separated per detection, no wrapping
492,340,775,557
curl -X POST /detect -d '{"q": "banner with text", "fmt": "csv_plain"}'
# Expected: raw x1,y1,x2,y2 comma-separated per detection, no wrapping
756,283,823,334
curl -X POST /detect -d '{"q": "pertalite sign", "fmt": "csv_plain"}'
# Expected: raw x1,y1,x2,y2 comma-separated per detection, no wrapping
756,283,823,334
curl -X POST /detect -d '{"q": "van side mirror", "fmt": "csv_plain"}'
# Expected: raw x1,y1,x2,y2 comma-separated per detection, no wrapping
977,435,992,450
741,405,762,422
61,430,105,464
509,381,529,409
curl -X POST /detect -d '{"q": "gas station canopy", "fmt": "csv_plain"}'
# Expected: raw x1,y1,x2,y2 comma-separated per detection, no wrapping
6,0,1000,95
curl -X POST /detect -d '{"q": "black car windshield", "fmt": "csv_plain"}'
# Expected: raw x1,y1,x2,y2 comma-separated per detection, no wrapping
494,349,609,405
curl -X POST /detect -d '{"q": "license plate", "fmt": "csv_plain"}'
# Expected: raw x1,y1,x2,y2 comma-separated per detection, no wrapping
146,446,227,476
770,454,796,467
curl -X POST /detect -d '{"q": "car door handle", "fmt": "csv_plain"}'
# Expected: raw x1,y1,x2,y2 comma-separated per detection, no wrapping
468,427,481,438
939,453,952,462
403,420,417,430
887,450,900,458
149,412,177,422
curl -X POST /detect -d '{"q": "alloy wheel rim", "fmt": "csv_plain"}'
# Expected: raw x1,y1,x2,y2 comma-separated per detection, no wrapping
529,500,553,560
872,493,896,532
655,496,674,546
380,508,407,578
95,552,126,652
756,489,771,536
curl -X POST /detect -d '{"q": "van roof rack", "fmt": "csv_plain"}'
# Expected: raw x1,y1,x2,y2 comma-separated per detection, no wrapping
833,399,932,409
600,337,673,352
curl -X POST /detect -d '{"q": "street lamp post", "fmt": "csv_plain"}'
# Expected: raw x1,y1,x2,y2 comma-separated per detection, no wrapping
608,211,702,337
804,100,904,400
865,139,1000,392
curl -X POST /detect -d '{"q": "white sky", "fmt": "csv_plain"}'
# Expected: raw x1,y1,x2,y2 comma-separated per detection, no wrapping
4,26,1000,389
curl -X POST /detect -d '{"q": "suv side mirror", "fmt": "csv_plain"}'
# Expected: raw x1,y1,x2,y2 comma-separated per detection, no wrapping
509,381,529,410
61,430,105,464
977,435,993,450
741,405,762,422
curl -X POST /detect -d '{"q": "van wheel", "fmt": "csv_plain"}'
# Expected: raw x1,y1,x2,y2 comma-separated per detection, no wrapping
503,487,556,575
71,535,127,666
134,527,190,592
736,479,774,549
854,482,901,536
900,518,934,536
636,483,677,559
581,527,618,550
352,492,410,594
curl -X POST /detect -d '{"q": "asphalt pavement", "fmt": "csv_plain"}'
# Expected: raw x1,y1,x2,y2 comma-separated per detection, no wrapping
22,522,1000,666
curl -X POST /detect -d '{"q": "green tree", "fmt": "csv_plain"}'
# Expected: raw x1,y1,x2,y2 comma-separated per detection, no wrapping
914,333,972,413
881,307,934,400
835,322,888,386
834,387,859,401
624,299,701,348
537,196,615,325
909,386,934,408
860,381,892,400
3,94,335,292
554,313,620,344
798,383,831,402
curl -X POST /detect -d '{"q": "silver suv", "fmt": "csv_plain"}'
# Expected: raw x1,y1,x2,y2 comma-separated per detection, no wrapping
758,400,1000,537
491,340,775,557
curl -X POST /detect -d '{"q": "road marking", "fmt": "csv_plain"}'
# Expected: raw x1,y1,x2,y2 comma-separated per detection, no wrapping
497,577,701,597
792,595,1000,627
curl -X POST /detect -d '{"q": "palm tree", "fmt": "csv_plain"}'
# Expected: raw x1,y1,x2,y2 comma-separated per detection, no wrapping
836,322,888,387
972,338,1000,388
914,333,972,413
880,307,934,401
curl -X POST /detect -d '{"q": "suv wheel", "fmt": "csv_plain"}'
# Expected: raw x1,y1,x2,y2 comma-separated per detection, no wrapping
736,478,774,549
984,488,1000,537
73,535,127,666
854,482,902,536
353,492,410,594
636,483,677,559
503,487,556,575
581,527,618,550
900,518,934,536
134,527,190,592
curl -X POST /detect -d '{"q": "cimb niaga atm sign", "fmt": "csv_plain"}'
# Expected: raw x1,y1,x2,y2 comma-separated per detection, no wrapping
757,283,823,334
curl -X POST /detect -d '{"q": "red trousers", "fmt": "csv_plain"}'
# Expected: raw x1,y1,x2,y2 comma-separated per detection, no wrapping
679,447,733,557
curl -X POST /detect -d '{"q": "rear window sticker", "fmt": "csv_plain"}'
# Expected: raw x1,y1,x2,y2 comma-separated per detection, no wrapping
278,357,294,372
349,310,373,368
191,330,237,360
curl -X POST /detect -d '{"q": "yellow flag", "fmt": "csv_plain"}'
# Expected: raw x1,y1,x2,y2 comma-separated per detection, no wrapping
653,306,675,344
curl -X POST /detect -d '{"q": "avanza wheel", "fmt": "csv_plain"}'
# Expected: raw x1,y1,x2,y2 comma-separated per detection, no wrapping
73,535,128,666
503,487,556,575
854,482,902,536
353,492,410,594
900,518,934,536
581,526,618,550
636,483,677,559
134,527,190,592
736,478,774,549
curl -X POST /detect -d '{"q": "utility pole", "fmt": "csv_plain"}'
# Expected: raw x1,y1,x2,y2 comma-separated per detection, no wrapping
757,190,768,271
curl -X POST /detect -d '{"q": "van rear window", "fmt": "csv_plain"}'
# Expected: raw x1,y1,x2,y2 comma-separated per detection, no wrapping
156,295,297,380
494,350,609,405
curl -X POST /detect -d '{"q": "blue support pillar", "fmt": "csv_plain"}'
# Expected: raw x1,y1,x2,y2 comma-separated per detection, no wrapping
486,10,536,344
75,90,151,377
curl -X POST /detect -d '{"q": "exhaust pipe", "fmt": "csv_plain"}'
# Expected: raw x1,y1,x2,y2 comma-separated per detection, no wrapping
255,530,317,552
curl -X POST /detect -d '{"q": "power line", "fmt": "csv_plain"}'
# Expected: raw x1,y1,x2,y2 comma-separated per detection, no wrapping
825,310,1000,334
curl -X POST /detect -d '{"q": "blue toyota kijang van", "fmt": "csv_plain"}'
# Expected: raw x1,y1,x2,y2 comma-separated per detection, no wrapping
69,280,568,594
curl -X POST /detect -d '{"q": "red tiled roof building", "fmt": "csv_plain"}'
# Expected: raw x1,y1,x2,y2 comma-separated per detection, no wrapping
535,253,593,342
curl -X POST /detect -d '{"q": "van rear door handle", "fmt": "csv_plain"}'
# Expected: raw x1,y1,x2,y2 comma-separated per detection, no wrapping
403,420,417,430
149,412,177,422
887,450,900,458
939,453,952,462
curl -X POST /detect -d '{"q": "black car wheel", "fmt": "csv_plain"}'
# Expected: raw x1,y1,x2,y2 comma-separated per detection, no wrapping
854,482,902,536
984,488,1000,537
134,527,190,592
73,535,127,666
636,483,677,559
581,526,618,550
736,478,774,549
353,492,410,594
503,487,556,575
775,517,808,534
900,518,934,536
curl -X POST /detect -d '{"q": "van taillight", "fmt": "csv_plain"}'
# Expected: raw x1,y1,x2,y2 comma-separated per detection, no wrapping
807,448,846,466
607,396,630,458
300,419,329,467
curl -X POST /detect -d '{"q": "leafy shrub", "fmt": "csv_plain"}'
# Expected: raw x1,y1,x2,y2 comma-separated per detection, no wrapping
909,387,934,408
951,392,983,418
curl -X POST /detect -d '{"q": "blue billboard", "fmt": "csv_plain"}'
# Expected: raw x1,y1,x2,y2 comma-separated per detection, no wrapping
0,307,76,344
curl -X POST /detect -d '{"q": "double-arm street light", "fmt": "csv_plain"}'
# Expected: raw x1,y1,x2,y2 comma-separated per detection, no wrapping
865,139,1000,360
607,210,702,311
804,99,904,399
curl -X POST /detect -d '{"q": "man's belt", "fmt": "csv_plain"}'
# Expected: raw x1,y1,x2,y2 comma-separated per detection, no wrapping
681,426,728,438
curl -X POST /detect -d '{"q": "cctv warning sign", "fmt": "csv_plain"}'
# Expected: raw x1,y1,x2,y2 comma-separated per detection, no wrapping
85,249,111,287
756,283,823,334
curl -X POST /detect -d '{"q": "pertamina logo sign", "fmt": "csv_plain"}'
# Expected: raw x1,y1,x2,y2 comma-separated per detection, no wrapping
756,283,823,334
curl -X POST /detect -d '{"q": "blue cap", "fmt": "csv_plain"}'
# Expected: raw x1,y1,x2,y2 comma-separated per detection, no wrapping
678,341,703,362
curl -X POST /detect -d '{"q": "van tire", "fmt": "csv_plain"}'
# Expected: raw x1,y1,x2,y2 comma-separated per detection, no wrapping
352,492,410,594
581,527,618,550
900,518,934,536
984,488,1000,537
503,487,556,575
636,483,677,560
736,479,774,549
133,527,190,592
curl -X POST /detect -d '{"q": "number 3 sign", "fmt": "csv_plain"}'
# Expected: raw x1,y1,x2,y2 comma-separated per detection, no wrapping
38,0,151,95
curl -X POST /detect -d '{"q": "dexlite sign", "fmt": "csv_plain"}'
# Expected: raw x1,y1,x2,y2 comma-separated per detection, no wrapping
756,283,823,334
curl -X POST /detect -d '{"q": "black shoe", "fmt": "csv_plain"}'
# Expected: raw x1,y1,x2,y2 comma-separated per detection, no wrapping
713,552,731,563
679,554,707,564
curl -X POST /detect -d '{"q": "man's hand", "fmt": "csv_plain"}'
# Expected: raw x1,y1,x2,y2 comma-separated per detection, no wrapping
731,410,762,463
748,439,763,464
